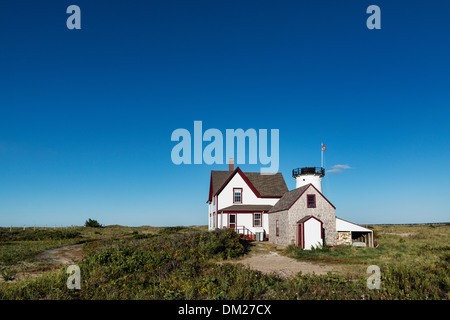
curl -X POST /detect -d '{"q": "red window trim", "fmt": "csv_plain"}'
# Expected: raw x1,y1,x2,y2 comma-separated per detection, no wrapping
252,212,262,227
233,188,243,204
307,194,316,208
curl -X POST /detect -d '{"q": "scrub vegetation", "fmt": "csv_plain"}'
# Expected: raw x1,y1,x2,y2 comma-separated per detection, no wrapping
0,224,448,300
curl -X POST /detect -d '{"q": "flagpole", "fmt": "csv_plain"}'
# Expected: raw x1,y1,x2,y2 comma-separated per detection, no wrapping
321,142,323,168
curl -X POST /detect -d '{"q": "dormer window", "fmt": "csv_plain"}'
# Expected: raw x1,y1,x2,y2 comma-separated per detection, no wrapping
307,194,316,208
233,188,242,203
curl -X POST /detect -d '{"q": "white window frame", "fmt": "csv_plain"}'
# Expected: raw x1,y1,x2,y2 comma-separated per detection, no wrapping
233,188,242,204
253,212,262,227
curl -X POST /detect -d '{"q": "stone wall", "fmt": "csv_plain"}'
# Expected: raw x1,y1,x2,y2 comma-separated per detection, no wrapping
268,210,289,246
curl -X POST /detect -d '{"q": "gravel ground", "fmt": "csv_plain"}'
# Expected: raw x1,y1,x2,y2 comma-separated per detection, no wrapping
221,243,340,278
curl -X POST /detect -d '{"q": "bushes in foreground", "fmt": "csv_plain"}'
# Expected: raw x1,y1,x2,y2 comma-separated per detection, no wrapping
0,228,448,300
0,228,250,299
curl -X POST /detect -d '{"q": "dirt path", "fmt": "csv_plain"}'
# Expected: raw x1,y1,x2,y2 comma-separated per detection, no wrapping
222,243,340,279
34,243,84,265
0,244,84,283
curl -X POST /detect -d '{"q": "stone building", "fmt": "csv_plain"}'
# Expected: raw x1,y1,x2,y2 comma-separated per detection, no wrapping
268,183,337,248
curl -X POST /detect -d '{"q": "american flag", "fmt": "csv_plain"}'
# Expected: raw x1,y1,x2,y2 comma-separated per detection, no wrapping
322,144,326,151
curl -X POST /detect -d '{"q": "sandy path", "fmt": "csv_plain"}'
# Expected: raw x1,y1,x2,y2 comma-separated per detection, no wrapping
222,244,339,278
0,244,84,283
34,243,84,265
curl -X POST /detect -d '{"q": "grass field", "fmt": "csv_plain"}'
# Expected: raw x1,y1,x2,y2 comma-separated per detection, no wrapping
0,223,448,300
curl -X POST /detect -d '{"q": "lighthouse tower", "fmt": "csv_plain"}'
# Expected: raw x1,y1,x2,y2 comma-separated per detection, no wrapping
292,167,325,193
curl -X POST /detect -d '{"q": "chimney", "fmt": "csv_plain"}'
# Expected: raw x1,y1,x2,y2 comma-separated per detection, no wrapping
228,158,234,171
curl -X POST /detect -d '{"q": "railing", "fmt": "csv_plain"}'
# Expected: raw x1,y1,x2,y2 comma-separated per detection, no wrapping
292,167,325,177
235,225,255,240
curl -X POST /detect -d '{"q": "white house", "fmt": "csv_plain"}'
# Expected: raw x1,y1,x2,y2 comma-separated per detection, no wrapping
207,160,288,240
207,162,374,248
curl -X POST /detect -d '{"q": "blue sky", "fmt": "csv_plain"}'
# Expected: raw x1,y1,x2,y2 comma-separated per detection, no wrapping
0,0,449,227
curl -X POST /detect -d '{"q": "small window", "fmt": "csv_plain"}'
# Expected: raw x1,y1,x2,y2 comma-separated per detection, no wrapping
233,188,242,203
253,213,262,227
307,194,316,208
276,220,279,236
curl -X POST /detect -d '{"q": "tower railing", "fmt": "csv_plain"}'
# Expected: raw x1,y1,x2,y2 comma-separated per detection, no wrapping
292,167,325,177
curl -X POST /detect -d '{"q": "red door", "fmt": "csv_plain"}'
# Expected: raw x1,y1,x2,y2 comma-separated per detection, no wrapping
229,214,236,229
297,223,304,248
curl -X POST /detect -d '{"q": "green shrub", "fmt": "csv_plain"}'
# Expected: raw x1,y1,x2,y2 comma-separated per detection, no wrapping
0,267,16,282
0,229,80,241
157,226,190,234
84,219,102,228
375,262,449,299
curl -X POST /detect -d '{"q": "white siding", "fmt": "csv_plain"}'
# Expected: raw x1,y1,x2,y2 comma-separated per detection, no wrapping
208,195,219,231
214,173,280,236
219,212,269,235
217,173,279,210
295,174,322,192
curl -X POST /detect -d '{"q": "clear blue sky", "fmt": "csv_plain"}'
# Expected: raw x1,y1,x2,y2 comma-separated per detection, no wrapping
1,0,449,227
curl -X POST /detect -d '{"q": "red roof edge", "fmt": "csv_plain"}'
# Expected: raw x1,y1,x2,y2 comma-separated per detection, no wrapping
283,183,336,212
308,183,336,209
207,174,214,203
214,167,262,198
297,215,323,224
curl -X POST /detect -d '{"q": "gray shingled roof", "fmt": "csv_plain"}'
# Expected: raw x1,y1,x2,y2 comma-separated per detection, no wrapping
245,172,289,196
268,184,311,213
220,204,274,212
210,170,233,199
209,168,288,200
297,215,313,224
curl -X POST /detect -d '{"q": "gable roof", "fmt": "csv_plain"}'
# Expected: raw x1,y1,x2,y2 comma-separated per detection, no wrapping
268,184,310,213
208,167,288,202
268,183,336,213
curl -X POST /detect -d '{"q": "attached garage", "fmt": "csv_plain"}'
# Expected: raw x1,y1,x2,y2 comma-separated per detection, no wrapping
297,216,323,250
336,217,374,248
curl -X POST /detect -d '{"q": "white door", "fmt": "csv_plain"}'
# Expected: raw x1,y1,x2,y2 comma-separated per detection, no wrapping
299,218,323,250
